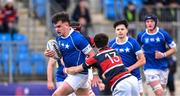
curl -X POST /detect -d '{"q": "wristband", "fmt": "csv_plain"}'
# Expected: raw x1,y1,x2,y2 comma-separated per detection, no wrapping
163,52,167,58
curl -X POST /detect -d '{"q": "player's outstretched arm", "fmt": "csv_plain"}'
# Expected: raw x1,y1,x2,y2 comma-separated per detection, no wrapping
64,65,84,74
64,55,96,74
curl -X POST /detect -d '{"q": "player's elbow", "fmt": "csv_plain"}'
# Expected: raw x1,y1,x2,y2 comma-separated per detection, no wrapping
138,54,146,66
142,58,146,65
140,56,146,66
172,47,177,54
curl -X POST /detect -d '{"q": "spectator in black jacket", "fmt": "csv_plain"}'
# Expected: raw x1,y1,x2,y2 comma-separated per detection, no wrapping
72,0,92,37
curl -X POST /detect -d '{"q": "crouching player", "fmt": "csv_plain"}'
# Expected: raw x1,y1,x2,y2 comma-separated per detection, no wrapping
64,33,139,96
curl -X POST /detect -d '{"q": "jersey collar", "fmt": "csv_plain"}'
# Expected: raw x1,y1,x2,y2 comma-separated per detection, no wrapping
61,28,74,39
146,27,159,35
115,36,128,45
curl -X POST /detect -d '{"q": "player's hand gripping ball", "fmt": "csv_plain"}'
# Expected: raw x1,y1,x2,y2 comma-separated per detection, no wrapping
46,40,60,59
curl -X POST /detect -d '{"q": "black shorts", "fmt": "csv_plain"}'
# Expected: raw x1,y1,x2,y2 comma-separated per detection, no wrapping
167,74,175,92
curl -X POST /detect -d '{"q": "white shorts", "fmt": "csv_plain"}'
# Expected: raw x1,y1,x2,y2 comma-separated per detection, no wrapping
87,69,96,96
144,69,169,85
56,81,63,87
56,81,76,96
88,68,93,80
138,79,143,93
112,75,139,96
64,73,89,91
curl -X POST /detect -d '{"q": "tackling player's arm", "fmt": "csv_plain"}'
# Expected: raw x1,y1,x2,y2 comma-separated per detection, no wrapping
65,64,84,74
65,57,97,74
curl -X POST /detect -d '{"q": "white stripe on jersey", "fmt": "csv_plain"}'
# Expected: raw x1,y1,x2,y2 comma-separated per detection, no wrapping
103,64,124,78
96,49,115,56
127,40,133,49
159,31,165,41
82,44,92,55
135,50,143,55
110,73,131,91
169,41,176,48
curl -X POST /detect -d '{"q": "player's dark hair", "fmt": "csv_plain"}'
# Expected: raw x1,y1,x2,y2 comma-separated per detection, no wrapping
94,33,109,48
52,11,70,24
113,20,128,29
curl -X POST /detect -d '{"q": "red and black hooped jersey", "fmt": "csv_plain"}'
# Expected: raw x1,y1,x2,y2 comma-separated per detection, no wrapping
83,47,130,87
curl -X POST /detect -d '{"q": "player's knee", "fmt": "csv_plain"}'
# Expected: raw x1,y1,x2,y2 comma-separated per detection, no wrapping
152,84,163,96
52,92,59,96
161,84,166,90
154,89,163,96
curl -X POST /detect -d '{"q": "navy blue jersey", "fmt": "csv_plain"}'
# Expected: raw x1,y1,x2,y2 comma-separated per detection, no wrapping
56,28,93,74
109,37,142,80
137,27,176,70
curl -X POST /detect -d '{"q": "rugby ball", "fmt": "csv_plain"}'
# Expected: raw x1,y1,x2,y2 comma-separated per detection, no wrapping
46,39,61,58
47,39,57,50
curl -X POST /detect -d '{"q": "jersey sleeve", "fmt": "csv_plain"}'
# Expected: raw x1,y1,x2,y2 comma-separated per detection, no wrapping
74,33,93,54
108,40,113,47
163,31,176,48
108,38,115,47
137,32,143,46
131,38,143,55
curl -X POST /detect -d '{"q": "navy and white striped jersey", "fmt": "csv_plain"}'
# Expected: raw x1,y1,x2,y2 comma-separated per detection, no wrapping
83,48,130,88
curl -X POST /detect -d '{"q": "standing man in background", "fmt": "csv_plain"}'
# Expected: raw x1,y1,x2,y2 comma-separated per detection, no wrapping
137,14,176,96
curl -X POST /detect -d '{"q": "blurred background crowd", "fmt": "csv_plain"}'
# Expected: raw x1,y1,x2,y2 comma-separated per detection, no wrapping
0,0,180,95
